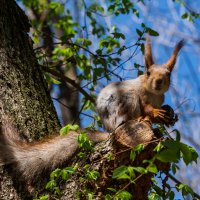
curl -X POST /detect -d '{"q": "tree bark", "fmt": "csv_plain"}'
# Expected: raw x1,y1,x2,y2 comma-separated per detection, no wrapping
0,0,60,199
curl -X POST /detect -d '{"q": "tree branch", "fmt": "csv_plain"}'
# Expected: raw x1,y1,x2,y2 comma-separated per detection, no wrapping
167,173,200,199
45,67,95,103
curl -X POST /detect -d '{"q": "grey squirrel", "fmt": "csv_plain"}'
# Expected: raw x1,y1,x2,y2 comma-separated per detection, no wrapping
0,36,183,182
96,36,184,131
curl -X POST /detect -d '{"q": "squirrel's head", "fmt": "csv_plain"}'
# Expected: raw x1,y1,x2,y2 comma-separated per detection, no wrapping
144,35,184,95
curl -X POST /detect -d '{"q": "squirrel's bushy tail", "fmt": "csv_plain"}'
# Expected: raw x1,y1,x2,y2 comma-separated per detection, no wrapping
0,122,109,181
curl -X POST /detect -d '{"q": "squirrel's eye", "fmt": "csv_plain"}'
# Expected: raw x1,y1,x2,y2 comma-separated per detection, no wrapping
147,71,151,76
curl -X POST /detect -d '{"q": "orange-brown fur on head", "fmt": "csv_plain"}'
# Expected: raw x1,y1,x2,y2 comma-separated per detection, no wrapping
144,35,184,95
144,65,171,95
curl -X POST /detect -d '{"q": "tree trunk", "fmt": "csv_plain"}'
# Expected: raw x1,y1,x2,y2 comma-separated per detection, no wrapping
0,0,60,199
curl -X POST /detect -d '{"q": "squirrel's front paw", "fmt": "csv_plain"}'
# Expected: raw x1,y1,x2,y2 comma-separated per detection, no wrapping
151,106,178,126
151,108,171,124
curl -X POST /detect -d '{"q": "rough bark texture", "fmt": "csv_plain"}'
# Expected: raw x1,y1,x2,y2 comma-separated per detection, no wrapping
0,0,60,199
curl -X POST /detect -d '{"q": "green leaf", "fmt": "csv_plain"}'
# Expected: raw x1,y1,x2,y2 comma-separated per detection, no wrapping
140,43,145,54
154,142,164,152
130,149,136,161
161,140,180,150
65,166,76,174
146,28,159,36
60,124,79,135
49,2,64,14
60,169,68,180
182,13,188,19
93,67,104,77
171,163,179,174
50,168,61,180
117,45,126,55
156,140,198,165
116,174,131,180
86,170,100,180
89,3,104,13
87,192,94,200
176,183,194,196
127,166,135,179
112,166,128,179
156,148,179,163
106,152,113,161
133,167,147,174
141,23,146,28
136,28,143,37
167,191,175,200
180,143,198,165
107,188,117,193
45,180,57,190
83,99,95,111
153,185,163,196
99,39,109,48
112,32,125,40
148,192,161,200
173,129,181,141
104,194,112,200
45,73,61,85
83,39,92,46
77,131,94,151
115,191,132,200
146,164,158,174
38,195,49,200
53,186,61,195
133,144,145,153
133,8,139,17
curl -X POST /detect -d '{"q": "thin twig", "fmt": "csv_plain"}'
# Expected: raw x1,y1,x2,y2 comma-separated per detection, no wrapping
113,174,143,198
34,41,137,58
51,97,71,109
45,67,95,103
52,97,95,120
167,173,200,199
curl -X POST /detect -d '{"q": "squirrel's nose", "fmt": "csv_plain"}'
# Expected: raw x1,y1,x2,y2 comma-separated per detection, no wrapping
156,79,162,85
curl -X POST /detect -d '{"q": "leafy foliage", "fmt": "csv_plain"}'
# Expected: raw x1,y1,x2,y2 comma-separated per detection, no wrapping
60,124,79,135
77,131,94,152
155,140,198,165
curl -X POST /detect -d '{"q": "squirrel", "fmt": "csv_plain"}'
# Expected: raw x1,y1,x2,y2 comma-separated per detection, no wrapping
0,119,109,181
96,36,184,132
0,36,183,182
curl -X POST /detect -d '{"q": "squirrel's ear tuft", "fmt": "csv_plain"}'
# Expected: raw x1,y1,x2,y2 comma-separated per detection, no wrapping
144,34,154,69
165,39,184,71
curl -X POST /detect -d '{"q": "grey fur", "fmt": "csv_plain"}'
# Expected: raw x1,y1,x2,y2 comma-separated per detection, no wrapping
0,123,109,181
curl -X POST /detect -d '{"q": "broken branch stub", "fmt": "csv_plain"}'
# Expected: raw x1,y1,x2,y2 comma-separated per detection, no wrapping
114,120,154,148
